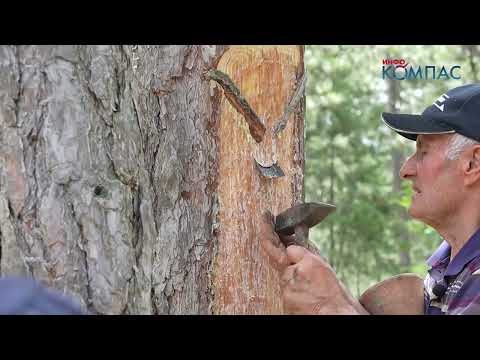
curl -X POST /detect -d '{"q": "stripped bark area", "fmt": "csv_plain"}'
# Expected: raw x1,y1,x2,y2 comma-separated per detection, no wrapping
0,45,226,314
212,46,305,314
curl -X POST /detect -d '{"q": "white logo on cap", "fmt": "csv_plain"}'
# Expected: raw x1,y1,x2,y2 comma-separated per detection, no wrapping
433,94,450,112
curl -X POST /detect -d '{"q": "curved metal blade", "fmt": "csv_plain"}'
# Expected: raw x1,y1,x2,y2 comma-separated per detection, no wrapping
254,158,285,178
275,202,336,235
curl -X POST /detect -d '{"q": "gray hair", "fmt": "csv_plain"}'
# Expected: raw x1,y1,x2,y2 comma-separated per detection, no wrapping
445,133,480,160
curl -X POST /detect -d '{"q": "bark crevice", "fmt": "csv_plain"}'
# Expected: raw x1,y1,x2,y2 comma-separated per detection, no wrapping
70,202,96,314
13,46,23,128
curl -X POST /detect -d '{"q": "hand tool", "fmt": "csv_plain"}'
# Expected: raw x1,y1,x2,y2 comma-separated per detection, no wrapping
274,202,336,247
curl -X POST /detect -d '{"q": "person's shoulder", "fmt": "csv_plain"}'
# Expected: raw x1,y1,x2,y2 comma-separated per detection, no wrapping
0,276,87,315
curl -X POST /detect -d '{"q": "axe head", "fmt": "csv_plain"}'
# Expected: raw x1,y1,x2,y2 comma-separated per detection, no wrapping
275,202,336,236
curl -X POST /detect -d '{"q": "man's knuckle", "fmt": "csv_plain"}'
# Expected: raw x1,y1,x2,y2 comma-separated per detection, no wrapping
296,266,307,278
280,271,290,284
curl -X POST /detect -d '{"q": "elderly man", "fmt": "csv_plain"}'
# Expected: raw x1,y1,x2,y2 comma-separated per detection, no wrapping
260,83,480,315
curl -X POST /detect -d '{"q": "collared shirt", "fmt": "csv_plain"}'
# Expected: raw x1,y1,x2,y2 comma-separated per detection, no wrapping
424,227,480,315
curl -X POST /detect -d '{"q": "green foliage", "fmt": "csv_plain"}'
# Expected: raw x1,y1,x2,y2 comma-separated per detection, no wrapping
305,45,478,296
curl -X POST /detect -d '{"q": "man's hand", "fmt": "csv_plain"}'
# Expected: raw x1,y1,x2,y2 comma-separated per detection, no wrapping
259,210,367,315
258,211,289,271
281,245,362,314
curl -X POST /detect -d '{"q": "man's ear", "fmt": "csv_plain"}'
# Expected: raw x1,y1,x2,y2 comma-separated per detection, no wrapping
464,145,480,186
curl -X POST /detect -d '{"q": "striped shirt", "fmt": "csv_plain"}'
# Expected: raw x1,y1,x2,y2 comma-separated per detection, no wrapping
424,227,480,315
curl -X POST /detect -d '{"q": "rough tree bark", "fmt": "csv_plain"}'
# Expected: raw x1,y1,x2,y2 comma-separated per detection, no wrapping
0,45,304,314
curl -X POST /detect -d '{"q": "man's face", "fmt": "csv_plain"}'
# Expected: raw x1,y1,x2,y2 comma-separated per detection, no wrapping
399,134,464,226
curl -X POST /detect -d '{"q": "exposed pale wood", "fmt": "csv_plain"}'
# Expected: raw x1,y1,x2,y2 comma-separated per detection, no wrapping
213,46,305,314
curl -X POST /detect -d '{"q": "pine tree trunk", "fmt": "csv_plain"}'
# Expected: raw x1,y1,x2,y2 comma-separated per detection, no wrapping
0,45,305,314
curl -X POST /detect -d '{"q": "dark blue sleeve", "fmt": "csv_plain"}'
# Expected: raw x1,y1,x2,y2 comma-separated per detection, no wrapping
0,276,87,315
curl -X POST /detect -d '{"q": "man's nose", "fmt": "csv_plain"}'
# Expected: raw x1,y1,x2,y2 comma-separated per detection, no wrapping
399,155,416,180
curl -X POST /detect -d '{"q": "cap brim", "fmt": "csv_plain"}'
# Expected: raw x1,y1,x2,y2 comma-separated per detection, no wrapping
382,112,455,141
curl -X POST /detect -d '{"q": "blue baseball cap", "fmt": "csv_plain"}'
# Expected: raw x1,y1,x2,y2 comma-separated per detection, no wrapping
382,83,480,142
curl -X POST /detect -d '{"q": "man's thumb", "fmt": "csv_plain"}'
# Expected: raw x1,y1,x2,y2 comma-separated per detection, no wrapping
286,245,307,264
